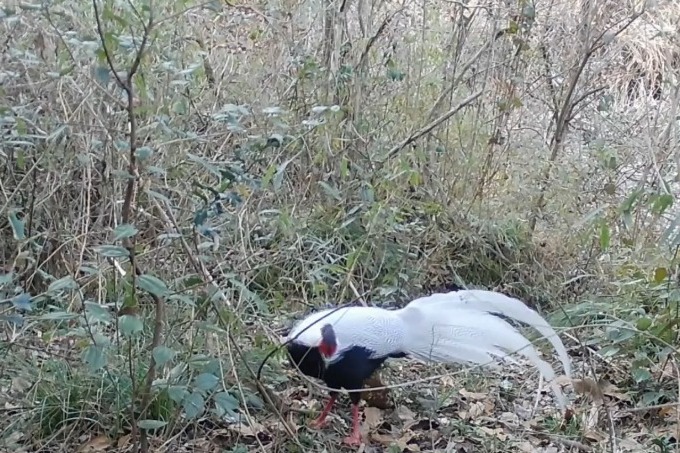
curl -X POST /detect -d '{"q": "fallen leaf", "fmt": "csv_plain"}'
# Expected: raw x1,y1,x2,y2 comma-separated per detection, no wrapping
516,441,535,452
582,404,599,433
583,428,607,442
459,389,488,400
498,411,520,426
372,432,419,451
77,435,111,452
396,405,416,422
10,377,32,393
116,434,131,448
572,378,604,403
468,401,486,419
363,407,383,429
229,420,265,437
3,430,24,448
600,381,631,402
659,405,678,418
459,399,494,421
272,415,299,434
478,426,507,441
653,422,680,438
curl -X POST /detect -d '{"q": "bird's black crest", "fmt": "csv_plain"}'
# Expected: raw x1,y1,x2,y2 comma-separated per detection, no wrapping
321,323,336,346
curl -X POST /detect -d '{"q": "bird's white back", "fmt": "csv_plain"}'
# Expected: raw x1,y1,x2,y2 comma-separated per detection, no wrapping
287,306,407,361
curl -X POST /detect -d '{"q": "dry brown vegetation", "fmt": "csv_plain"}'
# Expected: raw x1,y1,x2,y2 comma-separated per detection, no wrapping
2,0,680,451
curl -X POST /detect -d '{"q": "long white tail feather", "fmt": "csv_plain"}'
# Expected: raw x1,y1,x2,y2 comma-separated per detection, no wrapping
402,290,572,376
396,290,571,409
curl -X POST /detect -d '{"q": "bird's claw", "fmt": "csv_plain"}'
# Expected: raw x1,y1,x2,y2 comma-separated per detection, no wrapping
343,434,362,446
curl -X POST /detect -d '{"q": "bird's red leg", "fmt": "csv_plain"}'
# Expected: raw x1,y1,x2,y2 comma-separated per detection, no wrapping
309,395,336,428
342,403,362,446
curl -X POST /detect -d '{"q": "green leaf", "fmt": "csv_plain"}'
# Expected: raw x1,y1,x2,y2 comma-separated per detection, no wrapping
194,372,219,392
0,272,14,287
135,146,153,160
137,274,169,297
37,311,79,321
78,265,100,276
261,164,277,188
152,346,176,367
172,100,188,115
85,301,113,323
214,391,239,416
18,2,42,10
318,181,342,201
245,392,264,409
12,293,33,311
2,313,24,327
82,344,107,371
607,326,635,343
636,317,652,331
137,419,168,430
180,275,203,289
183,391,205,419
654,267,668,284
652,194,674,215
111,170,134,180
621,189,642,213
113,139,129,151
8,210,25,241
599,222,610,250
93,65,110,85
188,354,213,368
119,314,144,337
113,224,138,241
641,391,664,406
186,153,222,177
94,245,130,257
48,276,78,293
273,159,291,191
631,367,652,383
597,345,620,358
386,67,406,81
168,385,189,403
227,276,267,311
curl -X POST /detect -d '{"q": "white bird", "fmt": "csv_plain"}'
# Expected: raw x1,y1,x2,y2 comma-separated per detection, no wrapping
285,289,572,446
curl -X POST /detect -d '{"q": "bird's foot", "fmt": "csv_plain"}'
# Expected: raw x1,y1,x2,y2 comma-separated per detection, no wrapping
308,418,327,429
342,434,362,446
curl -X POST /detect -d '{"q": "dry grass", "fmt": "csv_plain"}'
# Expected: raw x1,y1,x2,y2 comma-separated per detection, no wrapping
1,0,680,451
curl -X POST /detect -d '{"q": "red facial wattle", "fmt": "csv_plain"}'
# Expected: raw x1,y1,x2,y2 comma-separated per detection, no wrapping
318,341,336,357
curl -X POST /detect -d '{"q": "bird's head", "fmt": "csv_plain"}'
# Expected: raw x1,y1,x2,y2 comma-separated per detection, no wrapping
318,323,337,358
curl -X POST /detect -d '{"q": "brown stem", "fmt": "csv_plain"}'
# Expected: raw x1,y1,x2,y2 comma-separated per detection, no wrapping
92,1,156,452
528,9,644,233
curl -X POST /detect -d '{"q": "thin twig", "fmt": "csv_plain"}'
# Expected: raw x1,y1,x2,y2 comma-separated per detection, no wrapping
382,90,483,161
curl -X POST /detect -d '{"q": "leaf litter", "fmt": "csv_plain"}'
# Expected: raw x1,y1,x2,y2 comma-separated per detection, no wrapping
259,350,670,453
10,337,678,452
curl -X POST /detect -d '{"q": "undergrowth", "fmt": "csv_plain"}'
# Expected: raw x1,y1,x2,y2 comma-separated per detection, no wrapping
1,0,680,452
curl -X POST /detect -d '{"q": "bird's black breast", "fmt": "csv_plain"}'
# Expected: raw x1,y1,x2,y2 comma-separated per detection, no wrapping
325,346,386,390
287,342,326,380
287,342,407,401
